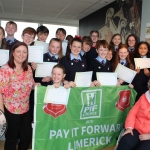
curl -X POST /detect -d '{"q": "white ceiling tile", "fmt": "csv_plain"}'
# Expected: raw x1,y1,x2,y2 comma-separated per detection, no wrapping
69,1,93,8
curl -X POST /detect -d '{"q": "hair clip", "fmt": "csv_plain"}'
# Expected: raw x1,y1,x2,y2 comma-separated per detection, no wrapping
75,35,82,39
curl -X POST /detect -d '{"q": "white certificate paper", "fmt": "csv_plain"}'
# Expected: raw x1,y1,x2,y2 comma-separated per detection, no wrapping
74,71,92,87
34,40,49,54
62,40,68,56
115,63,136,83
134,58,150,69
96,72,117,86
28,46,43,63
44,86,70,105
35,62,57,77
0,49,9,66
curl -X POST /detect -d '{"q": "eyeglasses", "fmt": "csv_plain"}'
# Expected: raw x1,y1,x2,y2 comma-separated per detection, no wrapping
23,34,34,39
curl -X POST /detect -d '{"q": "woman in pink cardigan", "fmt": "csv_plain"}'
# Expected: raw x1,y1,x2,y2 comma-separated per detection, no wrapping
117,80,150,150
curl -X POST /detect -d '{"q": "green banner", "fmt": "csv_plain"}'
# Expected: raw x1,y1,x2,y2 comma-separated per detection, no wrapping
33,86,137,150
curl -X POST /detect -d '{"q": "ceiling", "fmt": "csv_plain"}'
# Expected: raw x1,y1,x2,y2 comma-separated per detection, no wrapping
0,0,115,26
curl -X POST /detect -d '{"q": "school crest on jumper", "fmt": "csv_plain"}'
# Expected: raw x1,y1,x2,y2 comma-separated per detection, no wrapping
80,89,102,119
115,90,131,112
43,103,66,118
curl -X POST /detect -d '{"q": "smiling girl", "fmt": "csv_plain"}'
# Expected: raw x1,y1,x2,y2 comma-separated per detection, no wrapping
59,37,87,87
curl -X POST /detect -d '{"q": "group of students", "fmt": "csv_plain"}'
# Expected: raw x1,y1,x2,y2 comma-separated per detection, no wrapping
0,21,150,150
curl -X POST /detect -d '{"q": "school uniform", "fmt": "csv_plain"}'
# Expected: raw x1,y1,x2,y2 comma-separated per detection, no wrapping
128,47,135,64
88,56,112,81
86,47,97,66
59,53,87,81
132,56,150,102
5,37,19,52
80,50,86,59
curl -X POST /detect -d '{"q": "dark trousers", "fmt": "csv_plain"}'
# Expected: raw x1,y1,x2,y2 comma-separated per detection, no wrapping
117,129,150,150
4,107,32,150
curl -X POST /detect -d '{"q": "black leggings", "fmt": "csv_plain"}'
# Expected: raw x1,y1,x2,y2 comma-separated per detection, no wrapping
117,129,150,150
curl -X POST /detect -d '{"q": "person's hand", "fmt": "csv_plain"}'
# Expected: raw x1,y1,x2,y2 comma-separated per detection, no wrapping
64,81,76,88
128,83,134,88
144,68,150,76
122,128,133,136
31,62,37,71
90,82,95,87
34,83,41,86
136,67,140,74
42,76,51,82
139,134,150,141
32,82,41,89
93,80,101,86
118,79,124,84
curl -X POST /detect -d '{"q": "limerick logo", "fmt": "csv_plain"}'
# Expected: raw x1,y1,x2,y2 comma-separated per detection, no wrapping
115,90,131,112
80,89,102,119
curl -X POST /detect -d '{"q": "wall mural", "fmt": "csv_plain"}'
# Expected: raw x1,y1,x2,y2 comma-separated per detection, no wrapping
79,0,142,43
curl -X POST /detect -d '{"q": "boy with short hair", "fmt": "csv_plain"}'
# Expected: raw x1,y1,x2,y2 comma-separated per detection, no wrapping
5,21,19,50
36,25,49,42
56,28,67,55
22,27,36,46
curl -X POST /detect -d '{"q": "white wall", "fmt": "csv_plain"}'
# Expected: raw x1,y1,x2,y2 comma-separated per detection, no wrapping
140,0,150,41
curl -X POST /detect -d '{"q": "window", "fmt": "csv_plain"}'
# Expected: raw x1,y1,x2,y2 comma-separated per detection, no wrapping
43,24,78,43
1,20,38,41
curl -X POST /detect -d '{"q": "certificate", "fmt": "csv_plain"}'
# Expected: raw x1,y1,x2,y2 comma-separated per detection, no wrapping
28,46,43,63
115,63,136,83
44,86,70,105
134,58,150,69
34,40,49,54
96,72,117,86
74,71,92,87
35,62,57,77
62,40,68,56
0,49,9,66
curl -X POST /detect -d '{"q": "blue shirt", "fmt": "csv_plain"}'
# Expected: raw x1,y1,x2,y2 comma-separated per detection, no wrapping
120,59,126,65
48,52,58,59
6,37,15,43
80,50,85,56
70,53,82,60
96,56,106,63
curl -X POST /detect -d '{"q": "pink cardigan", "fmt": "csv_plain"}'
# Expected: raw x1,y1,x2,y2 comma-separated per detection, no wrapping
125,91,150,134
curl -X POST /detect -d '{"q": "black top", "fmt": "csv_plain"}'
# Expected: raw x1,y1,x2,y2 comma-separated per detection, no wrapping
59,56,87,81
87,58,112,81
6,38,19,53
86,47,98,66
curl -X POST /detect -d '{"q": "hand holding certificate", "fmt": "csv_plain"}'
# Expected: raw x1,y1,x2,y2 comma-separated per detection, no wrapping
0,49,9,66
28,46,44,63
35,62,57,77
134,58,150,69
74,71,92,87
115,64,136,83
44,86,70,105
96,72,117,86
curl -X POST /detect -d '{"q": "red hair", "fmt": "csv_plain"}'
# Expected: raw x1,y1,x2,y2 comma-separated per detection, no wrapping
112,44,134,71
